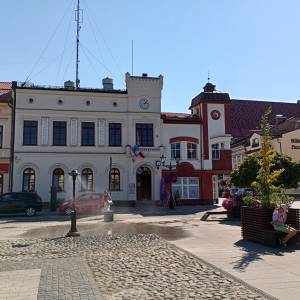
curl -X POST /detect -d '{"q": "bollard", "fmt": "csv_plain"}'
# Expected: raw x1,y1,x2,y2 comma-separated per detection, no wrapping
104,210,114,222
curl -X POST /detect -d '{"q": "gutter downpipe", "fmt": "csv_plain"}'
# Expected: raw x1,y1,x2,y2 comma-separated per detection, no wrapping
9,81,16,192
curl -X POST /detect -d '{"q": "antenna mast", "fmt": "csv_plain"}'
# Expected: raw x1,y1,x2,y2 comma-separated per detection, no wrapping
75,0,82,89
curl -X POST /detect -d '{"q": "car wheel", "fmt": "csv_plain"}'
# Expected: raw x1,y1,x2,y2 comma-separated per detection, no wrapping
64,207,73,216
25,207,36,217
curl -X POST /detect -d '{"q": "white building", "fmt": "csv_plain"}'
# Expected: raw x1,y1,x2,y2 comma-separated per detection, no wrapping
11,75,232,205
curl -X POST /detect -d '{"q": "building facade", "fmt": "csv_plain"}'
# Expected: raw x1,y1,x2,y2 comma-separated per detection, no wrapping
0,83,12,194
11,75,232,205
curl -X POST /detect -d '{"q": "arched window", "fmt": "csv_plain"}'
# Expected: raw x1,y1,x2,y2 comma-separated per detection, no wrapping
22,168,35,192
109,168,120,191
81,168,93,191
52,168,64,191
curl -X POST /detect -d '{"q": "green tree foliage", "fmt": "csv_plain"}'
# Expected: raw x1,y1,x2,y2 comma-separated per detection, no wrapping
231,153,300,189
231,107,299,208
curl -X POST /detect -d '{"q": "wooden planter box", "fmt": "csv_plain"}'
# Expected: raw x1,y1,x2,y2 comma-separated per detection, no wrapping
241,206,300,247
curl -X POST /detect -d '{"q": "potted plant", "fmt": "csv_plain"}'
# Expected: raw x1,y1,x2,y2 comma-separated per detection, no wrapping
238,107,294,243
222,196,244,218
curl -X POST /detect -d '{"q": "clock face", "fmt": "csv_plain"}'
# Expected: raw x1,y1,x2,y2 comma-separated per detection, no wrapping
139,98,150,110
211,110,221,120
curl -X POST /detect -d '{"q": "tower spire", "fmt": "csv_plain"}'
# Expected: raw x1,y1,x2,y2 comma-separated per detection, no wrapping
75,0,82,89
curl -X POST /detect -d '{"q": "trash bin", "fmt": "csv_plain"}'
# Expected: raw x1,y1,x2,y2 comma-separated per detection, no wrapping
104,210,114,222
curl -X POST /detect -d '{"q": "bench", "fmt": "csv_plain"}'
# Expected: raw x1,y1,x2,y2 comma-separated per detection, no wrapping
200,210,228,221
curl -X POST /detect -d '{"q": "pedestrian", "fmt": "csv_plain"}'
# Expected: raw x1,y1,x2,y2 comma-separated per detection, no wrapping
271,204,297,248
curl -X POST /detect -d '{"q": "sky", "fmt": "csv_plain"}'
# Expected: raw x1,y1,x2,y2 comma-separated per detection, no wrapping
1,0,300,113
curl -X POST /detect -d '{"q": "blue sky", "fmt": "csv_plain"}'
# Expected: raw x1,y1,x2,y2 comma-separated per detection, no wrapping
1,0,300,112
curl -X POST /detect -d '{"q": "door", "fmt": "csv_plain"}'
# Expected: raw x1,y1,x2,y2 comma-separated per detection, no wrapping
136,166,152,201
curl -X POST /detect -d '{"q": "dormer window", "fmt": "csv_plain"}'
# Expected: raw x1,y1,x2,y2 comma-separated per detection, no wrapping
252,138,259,148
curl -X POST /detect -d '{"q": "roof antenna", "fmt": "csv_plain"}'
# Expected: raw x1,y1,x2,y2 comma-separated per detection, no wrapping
75,0,83,89
131,40,134,76
207,70,210,83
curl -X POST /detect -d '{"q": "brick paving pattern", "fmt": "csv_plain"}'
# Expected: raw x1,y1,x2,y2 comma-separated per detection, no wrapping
0,234,274,300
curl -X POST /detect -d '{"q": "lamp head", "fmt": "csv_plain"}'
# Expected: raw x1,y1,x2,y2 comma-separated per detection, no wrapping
69,169,79,179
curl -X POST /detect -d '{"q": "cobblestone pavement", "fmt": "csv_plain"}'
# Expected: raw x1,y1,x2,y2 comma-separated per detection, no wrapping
0,234,274,300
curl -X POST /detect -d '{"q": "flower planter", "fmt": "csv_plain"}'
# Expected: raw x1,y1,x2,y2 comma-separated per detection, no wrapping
241,206,274,244
227,206,241,218
241,206,300,246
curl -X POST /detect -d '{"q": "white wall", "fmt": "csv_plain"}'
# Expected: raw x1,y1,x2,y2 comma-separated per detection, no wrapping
13,75,164,202
162,123,202,169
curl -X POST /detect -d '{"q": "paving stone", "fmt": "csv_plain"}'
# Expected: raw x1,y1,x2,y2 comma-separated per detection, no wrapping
0,234,274,300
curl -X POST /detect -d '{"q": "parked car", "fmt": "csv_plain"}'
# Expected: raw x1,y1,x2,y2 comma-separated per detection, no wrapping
59,192,104,216
0,192,43,216
229,188,239,197
235,188,256,197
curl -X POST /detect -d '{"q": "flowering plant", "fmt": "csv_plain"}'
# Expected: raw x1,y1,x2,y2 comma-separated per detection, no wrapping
163,173,177,183
222,196,244,218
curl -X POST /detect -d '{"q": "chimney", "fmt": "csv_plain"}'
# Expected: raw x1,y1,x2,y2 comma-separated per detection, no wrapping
102,77,114,90
64,80,75,89
275,114,286,125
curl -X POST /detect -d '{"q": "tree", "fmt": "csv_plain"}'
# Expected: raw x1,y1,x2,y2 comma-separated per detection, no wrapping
231,107,298,208
231,152,300,189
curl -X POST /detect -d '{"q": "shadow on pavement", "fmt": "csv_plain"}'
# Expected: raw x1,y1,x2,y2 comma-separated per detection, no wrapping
20,222,190,241
232,239,299,271
0,212,103,224
113,204,217,217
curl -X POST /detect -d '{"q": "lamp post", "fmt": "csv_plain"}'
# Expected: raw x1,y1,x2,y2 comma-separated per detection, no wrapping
66,169,80,237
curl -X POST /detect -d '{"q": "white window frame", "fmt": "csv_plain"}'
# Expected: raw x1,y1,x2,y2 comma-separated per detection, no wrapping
172,177,199,199
212,143,220,160
187,142,197,160
171,142,181,160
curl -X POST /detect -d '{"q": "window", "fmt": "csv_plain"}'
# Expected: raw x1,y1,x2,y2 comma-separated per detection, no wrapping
252,138,259,147
109,168,120,191
212,143,220,160
81,168,93,192
136,123,153,146
22,168,35,192
52,168,64,191
171,143,181,160
187,143,197,160
53,121,67,146
0,125,3,149
23,121,38,145
81,122,95,146
109,123,122,146
172,177,199,199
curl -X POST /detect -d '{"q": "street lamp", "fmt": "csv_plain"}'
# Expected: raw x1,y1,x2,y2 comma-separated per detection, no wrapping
155,154,180,170
66,169,80,237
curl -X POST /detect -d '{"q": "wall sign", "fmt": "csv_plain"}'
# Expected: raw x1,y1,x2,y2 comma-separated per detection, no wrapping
211,110,221,120
128,183,135,194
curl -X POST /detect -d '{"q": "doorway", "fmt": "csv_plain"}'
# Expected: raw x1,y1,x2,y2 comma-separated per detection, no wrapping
136,166,152,201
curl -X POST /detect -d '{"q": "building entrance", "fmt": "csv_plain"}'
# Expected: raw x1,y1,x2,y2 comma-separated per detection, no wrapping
136,166,152,201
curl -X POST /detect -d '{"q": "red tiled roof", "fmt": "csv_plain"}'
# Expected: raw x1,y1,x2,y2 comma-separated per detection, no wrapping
0,82,12,95
161,112,201,124
230,99,300,138
0,82,12,103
